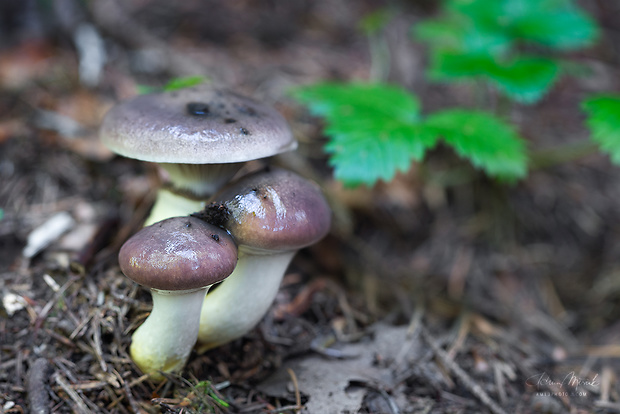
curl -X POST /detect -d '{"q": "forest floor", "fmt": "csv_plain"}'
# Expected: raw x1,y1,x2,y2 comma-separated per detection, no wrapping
1,1,620,413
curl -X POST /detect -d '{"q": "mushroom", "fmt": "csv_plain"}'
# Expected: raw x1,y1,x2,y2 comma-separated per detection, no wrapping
100,85,297,226
193,168,331,351
118,216,237,379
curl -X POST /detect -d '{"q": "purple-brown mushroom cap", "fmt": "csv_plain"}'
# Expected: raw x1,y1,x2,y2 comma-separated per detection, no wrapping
212,168,331,251
119,217,237,291
100,85,297,164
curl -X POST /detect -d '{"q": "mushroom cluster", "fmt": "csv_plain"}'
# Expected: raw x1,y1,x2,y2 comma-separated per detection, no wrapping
103,85,331,378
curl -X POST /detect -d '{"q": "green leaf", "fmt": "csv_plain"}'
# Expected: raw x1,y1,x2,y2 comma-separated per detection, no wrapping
428,50,497,80
424,109,528,180
413,15,512,55
293,82,421,122
446,0,599,51
163,76,206,91
486,56,559,103
508,2,599,50
429,51,559,103
292,83,438,186
137,76,208,95
582,95,620,164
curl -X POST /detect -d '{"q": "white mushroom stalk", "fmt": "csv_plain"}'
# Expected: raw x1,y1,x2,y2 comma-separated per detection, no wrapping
145,162,244,226
99,85,297,227
131,288,209,378
197,247,295,351
118,217,237,380
195,168,331,351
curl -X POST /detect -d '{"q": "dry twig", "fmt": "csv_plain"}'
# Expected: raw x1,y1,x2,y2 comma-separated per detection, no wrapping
419,325,509,414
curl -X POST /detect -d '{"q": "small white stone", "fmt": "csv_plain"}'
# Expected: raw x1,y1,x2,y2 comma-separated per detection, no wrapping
2,292,26,316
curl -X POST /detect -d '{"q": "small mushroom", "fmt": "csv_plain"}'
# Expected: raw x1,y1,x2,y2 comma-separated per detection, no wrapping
118,216,237,379
100,85,297,226
194,168,331,351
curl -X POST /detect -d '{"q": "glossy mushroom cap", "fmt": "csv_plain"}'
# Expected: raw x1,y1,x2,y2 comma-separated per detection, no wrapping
119,217,238,291
209,168,331,251
99,85,297,164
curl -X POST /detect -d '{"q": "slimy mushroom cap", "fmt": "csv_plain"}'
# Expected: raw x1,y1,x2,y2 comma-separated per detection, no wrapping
119,216,237,291
214,168,331,251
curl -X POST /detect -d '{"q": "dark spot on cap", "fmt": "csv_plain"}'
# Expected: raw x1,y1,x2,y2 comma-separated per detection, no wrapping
187,102,211,116
224,118,237,124
211,234,220,242
240,127,250,135
185,221,192,227
235,104,257,116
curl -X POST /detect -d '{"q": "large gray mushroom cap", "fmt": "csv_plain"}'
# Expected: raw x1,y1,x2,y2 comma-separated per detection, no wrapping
212,168,331,251
100,86,297,164
119,216,238,291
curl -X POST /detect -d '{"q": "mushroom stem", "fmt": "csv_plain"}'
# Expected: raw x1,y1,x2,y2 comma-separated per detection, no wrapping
158,162,244,196
131,287,208,379
145,163,244,227
144,189,206,227
196,248,296,352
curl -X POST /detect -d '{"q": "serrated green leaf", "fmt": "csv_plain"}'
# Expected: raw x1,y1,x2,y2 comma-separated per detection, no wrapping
445,0,598,50
582,95,620,164
486,56,559,103
293,83,421,123
508,3,599,50
292,83,438,186
326,125,436,186
413,16,512,55
424,109,528,180
428,50,497,80
429,51,559,103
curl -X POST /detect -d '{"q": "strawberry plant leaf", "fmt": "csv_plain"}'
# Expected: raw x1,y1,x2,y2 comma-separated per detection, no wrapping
486,56,559,103
413,15,511,55
428,50,497,80
415,0,598,105
292,83,438,186
446,0,599,51
582,95,620,164
429,51,559,103
508,2,599,50
325,124,436,187
424,109,528,180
